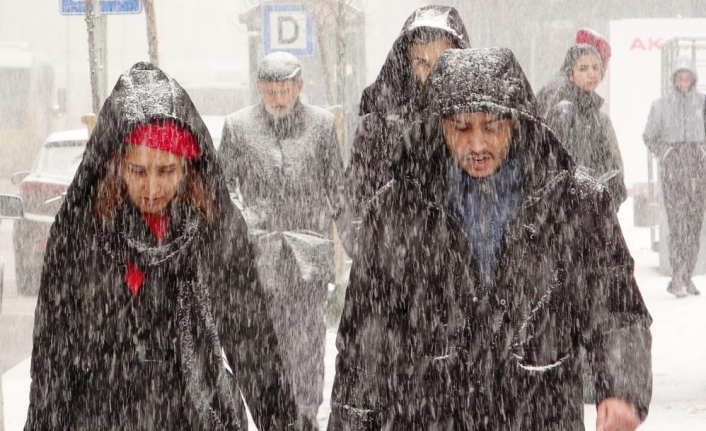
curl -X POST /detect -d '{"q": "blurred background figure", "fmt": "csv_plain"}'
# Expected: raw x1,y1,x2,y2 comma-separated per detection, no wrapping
546,43,627,210
342,5,469,255
536,27,612,119
219,51,344,424
643,57,706,298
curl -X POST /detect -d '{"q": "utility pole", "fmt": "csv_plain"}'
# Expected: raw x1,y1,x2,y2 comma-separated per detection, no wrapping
85,0,108,115
141,0,159,66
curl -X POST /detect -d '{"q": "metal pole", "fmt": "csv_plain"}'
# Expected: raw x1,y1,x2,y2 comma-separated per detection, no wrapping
141,0,159,66
85,0,107,115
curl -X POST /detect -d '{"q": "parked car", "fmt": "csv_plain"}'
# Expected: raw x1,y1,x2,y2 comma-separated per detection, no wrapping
11,129,87,295
0,193,23,302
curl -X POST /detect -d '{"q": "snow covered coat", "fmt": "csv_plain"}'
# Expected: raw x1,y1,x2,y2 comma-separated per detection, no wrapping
24,63,309,431
342,5,469,255
219,98,346,288
643,58,706,156
546,80,627,208
329,48,652,431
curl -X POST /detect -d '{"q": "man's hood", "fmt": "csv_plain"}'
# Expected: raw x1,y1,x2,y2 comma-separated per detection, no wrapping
395,48,573,196
671,57,699,89
62,62,232,226
358,5,470,116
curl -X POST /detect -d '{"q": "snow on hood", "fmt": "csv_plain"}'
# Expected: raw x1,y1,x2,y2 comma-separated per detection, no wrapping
61,62,232,226
358,5,470,116
424,48,540,123
393,48,574,194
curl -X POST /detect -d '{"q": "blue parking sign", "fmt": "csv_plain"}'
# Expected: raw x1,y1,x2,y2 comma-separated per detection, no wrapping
60,0,143,15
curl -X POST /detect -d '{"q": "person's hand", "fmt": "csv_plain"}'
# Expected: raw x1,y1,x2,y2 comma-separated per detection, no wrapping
596,397,641,431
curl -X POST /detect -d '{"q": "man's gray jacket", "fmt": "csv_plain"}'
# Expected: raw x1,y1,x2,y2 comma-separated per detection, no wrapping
643,59,706,154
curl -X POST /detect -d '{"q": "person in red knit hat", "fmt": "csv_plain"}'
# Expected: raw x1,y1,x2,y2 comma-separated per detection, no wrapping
536,27,612,118
24,62,317,431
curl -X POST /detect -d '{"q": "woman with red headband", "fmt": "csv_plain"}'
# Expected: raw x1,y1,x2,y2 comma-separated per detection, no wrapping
23,63,315,430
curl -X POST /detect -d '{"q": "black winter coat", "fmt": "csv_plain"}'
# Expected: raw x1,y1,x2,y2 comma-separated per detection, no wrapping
329,48,652,431
343,6,469,255
24,63,307,431
546,82,627,208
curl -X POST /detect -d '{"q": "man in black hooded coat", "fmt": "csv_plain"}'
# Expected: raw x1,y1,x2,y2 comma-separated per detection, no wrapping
342,5,469,255
328,48,652,431
24,63,313,431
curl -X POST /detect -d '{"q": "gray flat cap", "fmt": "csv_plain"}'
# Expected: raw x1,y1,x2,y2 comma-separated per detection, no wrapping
257,52,302,82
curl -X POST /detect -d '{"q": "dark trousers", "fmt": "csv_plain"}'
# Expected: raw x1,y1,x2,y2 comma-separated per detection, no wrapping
661,145,706,282
267,275,327,421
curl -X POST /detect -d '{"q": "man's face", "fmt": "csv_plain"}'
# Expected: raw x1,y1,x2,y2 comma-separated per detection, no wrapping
257,79,303,119
675,70,695,93
409,39,454,84
443,112,515,178
569,54,602,92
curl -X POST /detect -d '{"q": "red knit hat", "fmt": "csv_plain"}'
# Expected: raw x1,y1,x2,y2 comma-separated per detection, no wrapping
575,27,611,65
125,120,200,160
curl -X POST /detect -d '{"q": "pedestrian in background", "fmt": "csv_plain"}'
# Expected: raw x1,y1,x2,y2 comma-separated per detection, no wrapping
643,57,706,298
342,5,470,256
219,52,345,424
536,27,612,119
546,44,627,209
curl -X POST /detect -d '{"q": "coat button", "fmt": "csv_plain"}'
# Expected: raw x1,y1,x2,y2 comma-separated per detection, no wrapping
479,386,485,394
499,299,507,306
472,296,479,303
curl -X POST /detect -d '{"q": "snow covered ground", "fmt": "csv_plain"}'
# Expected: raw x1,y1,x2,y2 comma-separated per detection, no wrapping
3,197,706,430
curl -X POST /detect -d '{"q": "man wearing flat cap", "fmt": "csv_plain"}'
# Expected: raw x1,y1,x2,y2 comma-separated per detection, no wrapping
219,51,345,425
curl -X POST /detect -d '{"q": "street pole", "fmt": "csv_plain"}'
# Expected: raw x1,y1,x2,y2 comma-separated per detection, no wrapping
85,0,108,115
141,0,159,66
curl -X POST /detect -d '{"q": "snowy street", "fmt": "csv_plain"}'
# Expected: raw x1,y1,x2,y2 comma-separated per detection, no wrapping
2,197,705,430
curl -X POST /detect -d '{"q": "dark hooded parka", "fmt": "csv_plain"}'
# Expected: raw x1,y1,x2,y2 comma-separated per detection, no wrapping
24,63,311,431
328,48,652,431
546,44,627,209
643,57,706,290
342,5,469,255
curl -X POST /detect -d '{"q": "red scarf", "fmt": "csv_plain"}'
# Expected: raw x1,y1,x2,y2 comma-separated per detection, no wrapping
125,213,170,296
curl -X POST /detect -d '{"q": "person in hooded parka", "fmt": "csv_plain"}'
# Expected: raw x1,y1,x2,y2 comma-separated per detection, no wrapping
536,27,612,119
342,5,469,255
643,57,706,298
24,62,315,431
219,52,345,424
328,48,652,431
546,44,627,209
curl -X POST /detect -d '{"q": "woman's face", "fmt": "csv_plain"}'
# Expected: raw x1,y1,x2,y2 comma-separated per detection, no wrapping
121,145,186,214
569,54,602,92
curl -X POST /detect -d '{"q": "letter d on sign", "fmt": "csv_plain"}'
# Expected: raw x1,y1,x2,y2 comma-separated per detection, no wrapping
278,16,299,44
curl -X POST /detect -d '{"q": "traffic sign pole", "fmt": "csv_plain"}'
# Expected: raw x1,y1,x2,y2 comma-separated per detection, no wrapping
86,0,108,114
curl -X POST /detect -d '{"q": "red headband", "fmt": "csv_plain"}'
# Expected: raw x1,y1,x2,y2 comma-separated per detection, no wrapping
125,120,200,160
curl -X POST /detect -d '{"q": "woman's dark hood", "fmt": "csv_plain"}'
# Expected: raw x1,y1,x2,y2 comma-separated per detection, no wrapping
358,5,470,116
561,44,602,79
395,48,574,196
61,61,233,230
